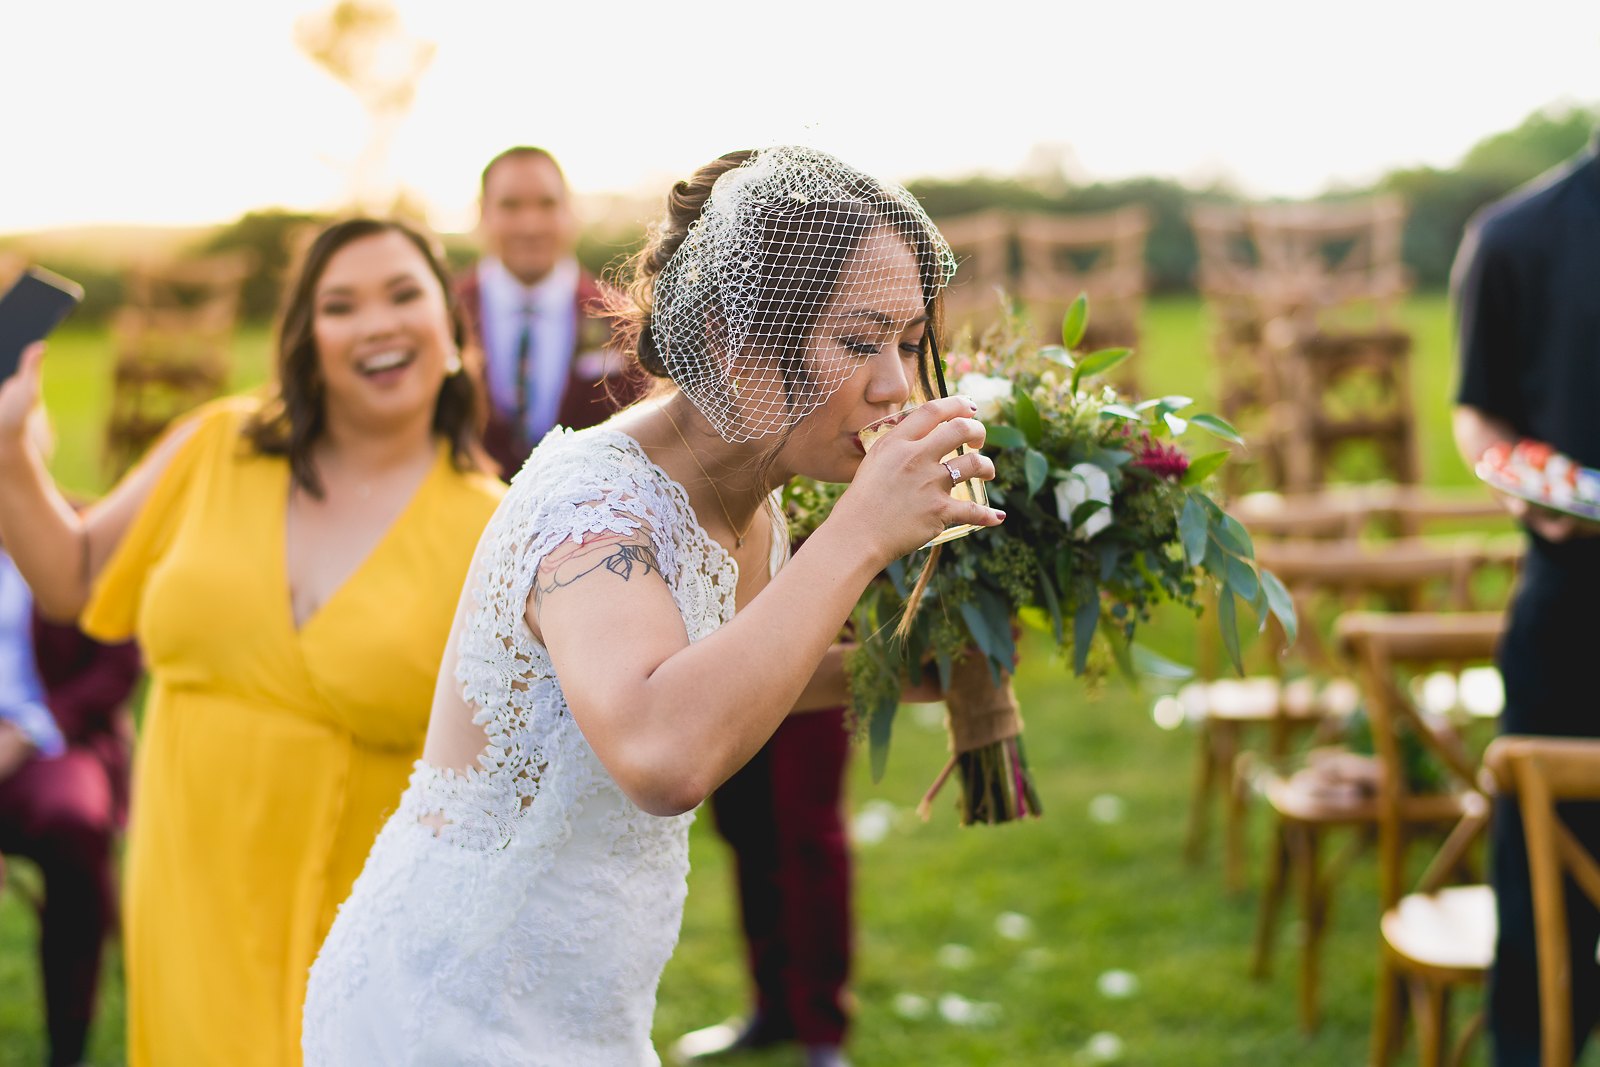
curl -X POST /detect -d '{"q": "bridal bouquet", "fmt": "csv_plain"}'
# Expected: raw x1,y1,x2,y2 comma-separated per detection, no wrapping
787,297,1297,826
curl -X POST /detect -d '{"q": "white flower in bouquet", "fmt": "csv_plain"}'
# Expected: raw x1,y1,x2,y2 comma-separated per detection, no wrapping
955,372,1013,421
1054,462,1114,540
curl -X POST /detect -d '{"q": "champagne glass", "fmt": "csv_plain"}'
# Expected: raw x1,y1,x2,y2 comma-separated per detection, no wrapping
857,406,989,548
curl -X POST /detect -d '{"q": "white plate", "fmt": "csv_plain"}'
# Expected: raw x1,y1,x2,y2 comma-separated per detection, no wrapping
1476,464,1600,523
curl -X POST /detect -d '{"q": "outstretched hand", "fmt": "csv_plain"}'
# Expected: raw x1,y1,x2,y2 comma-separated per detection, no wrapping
1499,492,1600,542
828,396,1003,564
0,342,45,449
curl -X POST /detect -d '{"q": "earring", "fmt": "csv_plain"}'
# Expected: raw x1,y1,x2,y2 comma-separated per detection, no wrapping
444,349,463,376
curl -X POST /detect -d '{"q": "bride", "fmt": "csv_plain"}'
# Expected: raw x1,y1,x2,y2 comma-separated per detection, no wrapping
301,145,1001,1065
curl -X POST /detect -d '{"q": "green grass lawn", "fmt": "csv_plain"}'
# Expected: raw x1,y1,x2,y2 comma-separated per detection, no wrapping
1,296,1570,1065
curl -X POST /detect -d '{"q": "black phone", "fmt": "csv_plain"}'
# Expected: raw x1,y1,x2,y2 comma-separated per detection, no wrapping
0,266,85,382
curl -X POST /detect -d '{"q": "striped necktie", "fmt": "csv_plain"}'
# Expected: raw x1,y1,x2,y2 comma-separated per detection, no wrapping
512,299,536,449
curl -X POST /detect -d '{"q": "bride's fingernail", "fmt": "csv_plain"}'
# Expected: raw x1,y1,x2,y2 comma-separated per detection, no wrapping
992,509,1006,521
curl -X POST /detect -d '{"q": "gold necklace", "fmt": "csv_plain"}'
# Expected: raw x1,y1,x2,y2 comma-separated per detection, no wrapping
662,406,759,549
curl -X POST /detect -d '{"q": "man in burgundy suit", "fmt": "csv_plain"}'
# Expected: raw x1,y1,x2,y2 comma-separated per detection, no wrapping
0,546,140,1067
454,146,643,478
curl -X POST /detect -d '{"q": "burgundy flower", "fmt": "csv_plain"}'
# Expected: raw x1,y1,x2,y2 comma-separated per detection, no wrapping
1130,440,1190,480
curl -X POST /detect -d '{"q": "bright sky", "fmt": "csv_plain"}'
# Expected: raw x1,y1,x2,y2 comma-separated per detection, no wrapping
4,0,1597,235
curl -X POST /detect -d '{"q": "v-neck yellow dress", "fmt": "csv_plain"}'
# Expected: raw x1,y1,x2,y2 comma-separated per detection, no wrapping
81,397,505,1067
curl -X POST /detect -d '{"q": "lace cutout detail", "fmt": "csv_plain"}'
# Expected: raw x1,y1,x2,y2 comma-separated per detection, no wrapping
401,426,737,851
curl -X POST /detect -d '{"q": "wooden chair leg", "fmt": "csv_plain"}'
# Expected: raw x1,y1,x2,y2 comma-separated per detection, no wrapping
1294,825,1326,1032
1225,740,1252,894
1185,721,1217,865
1252,820,1290,979
1369,955,1405,1067
1409,978,1447,1067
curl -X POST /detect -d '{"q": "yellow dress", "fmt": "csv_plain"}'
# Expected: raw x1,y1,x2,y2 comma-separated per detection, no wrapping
81,397,505,1067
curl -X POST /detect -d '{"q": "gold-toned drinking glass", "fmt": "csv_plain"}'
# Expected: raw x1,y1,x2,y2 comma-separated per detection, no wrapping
857,405,989,547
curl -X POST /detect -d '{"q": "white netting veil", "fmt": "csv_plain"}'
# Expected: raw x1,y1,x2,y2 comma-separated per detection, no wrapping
649,146,957,442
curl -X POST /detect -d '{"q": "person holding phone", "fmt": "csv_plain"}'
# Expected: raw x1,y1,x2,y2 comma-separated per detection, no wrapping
0,218,505,1066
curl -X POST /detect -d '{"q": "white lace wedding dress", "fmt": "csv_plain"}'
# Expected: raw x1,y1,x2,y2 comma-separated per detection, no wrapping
302,426,785,1066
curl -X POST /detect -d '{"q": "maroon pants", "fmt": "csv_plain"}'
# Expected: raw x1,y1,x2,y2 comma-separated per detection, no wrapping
709,706,853,1045
0,748,117,1067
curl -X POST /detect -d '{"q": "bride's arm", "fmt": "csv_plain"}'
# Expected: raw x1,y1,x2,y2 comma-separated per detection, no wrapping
532,397,997,816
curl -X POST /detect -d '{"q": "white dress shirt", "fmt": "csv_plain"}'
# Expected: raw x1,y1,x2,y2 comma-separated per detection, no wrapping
478,256,580,443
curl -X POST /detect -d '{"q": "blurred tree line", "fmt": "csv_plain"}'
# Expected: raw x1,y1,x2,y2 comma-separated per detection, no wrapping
7,103,1594,326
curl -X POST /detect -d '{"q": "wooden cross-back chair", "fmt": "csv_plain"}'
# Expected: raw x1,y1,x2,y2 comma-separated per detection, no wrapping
1485,736,1600,1067
104,250,254,477
936,209,1014,337
1189,202,1280,493
1239,549,1514,1036
1185,494,1515,893
1340,611,1506,1067
1013,205,1149,390
1244,194,1417,493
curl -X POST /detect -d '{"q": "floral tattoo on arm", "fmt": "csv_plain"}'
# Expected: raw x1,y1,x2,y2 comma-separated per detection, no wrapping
534,533,663,613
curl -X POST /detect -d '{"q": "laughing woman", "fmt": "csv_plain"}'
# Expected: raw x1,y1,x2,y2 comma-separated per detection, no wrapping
0,219,506,1066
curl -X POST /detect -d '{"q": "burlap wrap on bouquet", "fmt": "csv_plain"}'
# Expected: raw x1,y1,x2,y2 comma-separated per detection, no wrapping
944,654,1023,754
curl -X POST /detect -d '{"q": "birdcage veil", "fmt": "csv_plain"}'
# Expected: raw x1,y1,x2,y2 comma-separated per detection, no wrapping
650,146,957,442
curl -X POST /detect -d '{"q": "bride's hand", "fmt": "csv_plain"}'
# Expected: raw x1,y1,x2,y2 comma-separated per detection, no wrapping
826,396,1002,563
0,343,45,456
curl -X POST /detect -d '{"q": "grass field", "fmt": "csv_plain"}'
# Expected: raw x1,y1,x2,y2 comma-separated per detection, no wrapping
3,295,1575,1066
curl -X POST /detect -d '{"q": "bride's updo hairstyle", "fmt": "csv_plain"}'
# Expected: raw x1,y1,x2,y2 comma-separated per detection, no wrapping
616,146,957,443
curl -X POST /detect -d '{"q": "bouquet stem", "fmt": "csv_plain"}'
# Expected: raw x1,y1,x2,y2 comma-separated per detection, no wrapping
918,656,1042,826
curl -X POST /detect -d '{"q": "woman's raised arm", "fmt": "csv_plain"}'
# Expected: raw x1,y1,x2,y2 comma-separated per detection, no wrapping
0,342,199,620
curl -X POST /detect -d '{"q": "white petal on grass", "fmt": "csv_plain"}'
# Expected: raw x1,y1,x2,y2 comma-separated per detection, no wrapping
1152,695,1186,731
1088,794,1126,825
937,993,1002,1027
994,911,1035,941
1096,969,1140,999
1079,1032,1126,1064
936,943,976,970
851,800,898,846
911,702,946,730
893,992,931,1020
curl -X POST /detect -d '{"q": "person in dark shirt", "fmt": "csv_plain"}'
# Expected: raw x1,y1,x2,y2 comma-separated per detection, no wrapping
1452,130,1600,1066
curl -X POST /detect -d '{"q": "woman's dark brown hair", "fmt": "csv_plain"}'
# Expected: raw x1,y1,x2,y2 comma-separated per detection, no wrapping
245,217,489,496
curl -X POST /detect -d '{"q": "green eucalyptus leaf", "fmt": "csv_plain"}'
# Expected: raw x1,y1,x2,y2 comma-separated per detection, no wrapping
1072,595,1098,675
1013,389,1044,447
1181,450,1230,486
1099,404,1143,422
1071,346,1132,392
1225,554,1260,604
1260,568,1299,645
1071,499,1108,527
959,600,1005,673
1131,642,1197,682
1090,447,1135,469
1039,345,1074,368
1189,412,1246,445
1180,494,1208,566
1210,514,1252,559
985,424,1027,449
1062,293,1089,350
1220,513,1255,560
867,691,900,783
1024,448,1049,496
1217,588,1243,675
1163,412,1189,436
1035,560,1065,645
